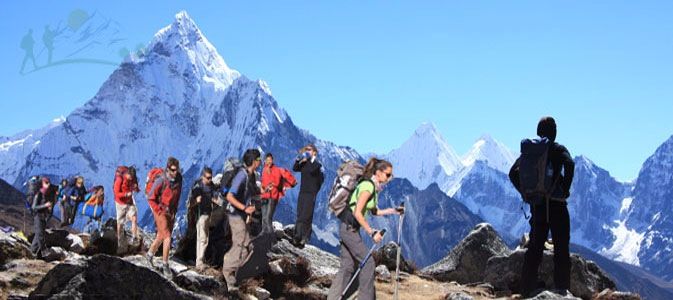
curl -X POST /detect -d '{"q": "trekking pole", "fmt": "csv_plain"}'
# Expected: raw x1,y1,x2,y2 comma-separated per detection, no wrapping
393,202,405,300
340,229,387,300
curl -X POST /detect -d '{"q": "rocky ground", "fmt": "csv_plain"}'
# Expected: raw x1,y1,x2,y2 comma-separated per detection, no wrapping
0,221,641,300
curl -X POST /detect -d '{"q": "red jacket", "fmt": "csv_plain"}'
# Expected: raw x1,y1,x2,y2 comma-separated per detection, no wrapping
261,165,297,201
148,173,182,214
114,175,139,205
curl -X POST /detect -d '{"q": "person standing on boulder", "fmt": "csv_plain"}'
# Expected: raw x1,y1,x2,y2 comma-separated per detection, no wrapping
292,144,324,248
327,158,403,300
31,177,57,258
222,149,261,286
509,116,575,297
260,153,297,235
146,157,183,277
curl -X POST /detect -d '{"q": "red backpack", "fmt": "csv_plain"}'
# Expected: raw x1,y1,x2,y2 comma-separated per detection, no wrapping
145,167,165,200
115,166,128,187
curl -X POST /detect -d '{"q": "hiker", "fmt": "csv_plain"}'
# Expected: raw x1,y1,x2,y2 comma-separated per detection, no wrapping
114,166,140,245
146,157,183,277
57,179,69,226
31,177,57,258
509,116,575,297
81,185,105,227
190,167,216,270
291,144,324,248
327,158,402,300
260,153,297,235
65,176,87,225
222,149,261,286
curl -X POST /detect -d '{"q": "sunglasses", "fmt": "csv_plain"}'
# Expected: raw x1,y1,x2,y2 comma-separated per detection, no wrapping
204,176,212,180
384,172,393,179
169,167,178,173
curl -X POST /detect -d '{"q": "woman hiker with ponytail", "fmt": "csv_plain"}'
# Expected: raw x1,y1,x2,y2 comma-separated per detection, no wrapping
327,158,404,300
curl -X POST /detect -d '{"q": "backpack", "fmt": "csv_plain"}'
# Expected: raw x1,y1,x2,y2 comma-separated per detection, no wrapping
517,137,558,205
218,158,245,194
145,167,165,199
115,165,129,187
327,160,369,217
82,186,105,220
25,176,41,214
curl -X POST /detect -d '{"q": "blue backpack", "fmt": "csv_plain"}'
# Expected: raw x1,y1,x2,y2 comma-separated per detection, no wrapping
517,137,558,206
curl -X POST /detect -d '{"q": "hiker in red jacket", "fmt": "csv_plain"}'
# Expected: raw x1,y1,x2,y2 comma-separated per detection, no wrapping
145,157,183,277
260,153,297,234
114,166,140,245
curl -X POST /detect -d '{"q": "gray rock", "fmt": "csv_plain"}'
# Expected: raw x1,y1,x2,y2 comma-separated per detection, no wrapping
0,232,33,264
41,247,68,262
445,292,474,300
174,270,227,297
528,290,581,300
254,286,271,300
270,238,339,277
593,289,641,300
0,259,55,299
484,249,616,300
30,254,207,299
374,242,414,274
375,265,391,282
421,223,511,283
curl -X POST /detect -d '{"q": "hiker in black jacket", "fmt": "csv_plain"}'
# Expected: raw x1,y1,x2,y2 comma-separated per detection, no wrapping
292,144,324,248
509,116,575,297
31,177,57,258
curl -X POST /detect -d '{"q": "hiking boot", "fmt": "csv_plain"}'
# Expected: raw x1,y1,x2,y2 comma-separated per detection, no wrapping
163,264,172,278
145,253,155,268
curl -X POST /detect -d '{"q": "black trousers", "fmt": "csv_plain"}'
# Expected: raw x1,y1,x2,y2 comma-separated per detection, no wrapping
31,214,47,257
294,191,317,244
520,201,571,294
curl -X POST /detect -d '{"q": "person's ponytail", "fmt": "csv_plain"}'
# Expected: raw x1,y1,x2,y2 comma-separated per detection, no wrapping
362,157,392,179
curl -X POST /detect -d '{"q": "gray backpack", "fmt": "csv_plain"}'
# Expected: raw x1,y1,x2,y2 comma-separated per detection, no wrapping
327,160,366,216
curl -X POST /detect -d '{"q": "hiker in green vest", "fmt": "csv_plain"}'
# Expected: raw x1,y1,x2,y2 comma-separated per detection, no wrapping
328,158,403,300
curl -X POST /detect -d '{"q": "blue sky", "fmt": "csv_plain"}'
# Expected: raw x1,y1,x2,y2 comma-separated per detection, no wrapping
1,1,672,181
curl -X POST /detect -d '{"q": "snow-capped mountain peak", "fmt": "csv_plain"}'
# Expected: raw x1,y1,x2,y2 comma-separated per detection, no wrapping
385,122,462,190
461,134,515,174
137,10,240,94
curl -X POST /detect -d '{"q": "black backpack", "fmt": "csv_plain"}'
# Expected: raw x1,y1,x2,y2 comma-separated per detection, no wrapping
218,158,245,194
517,137,559,206
25,176,42,215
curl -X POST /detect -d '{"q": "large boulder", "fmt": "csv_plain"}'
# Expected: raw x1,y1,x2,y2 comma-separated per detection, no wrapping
421,223,511,283
84,219,145,256
0,231,33,264
374,242,415,274
483,249,616,300
30,254,207,299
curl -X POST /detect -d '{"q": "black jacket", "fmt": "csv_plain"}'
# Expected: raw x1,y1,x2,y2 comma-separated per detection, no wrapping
32,184,57,216
293,157,324,194
190,179,215,216
509,141,575,200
